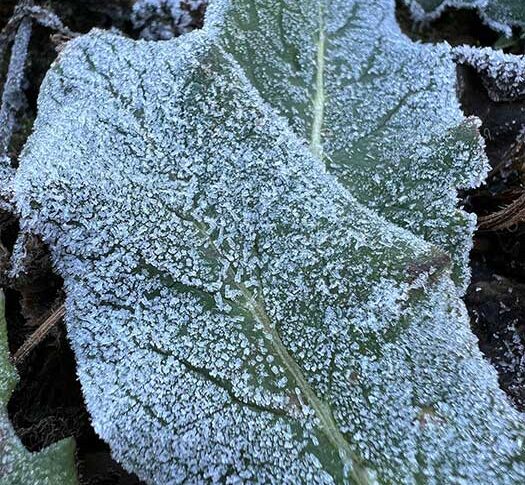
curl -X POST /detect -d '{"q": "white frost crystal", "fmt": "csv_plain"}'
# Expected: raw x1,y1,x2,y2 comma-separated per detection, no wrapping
12,0,525,483
404,0,525,35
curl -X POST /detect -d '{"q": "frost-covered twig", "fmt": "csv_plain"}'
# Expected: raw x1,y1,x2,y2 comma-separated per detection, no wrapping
22,5,77,39
0,2,76,45
0,16,32,160
0,14,25,63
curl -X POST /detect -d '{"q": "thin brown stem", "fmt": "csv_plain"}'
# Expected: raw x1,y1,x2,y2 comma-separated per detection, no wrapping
12,302,65,365
478,192,525,231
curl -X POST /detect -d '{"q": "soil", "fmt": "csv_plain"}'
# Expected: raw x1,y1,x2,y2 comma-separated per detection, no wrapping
0,1,524,483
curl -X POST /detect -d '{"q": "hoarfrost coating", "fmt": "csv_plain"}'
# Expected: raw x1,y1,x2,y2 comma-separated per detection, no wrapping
454,46,525,102
209,0,488,290
13,0,525,484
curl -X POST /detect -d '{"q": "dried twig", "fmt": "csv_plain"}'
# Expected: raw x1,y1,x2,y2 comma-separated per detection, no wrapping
478,192,525,231
12,302,65,365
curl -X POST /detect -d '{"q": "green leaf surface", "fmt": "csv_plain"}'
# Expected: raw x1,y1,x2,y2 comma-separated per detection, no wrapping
0,291,77,485
13,11,525,483
211,0,488,289
404,0,525,35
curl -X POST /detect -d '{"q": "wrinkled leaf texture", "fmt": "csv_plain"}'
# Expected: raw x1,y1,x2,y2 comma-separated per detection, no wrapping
13,0,525,483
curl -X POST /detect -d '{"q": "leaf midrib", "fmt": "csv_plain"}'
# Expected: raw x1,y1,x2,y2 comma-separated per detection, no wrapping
239,286,370,485
188,218,370,484
88,49,371,481
310,5,326,161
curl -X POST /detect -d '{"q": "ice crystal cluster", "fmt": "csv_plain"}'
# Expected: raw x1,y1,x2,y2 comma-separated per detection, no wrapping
131,0,207,39
454,46,525,101
404,0,525,35
12,0,525,483
0,293,77,484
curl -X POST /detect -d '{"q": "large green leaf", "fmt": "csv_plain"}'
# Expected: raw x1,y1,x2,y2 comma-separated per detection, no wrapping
14,20,525,484
404,0,525,34
0,291,77,485
208,0,488,289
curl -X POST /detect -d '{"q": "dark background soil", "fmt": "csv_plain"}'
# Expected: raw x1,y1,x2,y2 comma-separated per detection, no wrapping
1,1,524,483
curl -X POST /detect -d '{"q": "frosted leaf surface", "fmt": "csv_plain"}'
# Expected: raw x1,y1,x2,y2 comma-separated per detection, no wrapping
404,0,525,35
454,46,525,101
14,29,525,483
0,291,77,485
208,0,489,289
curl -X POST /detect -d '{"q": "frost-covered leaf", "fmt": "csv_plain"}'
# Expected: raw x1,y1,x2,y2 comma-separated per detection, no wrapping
0,291,77,485
14,26,525,484
454,45,525,101
209,0,488,289
404,0,525,35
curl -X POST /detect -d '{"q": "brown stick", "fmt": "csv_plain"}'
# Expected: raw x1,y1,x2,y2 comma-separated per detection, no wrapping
12,303,65,366
478,192,525,231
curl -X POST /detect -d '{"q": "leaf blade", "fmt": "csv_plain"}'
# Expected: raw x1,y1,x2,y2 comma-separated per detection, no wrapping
212,0,489,288
13,28,525,483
